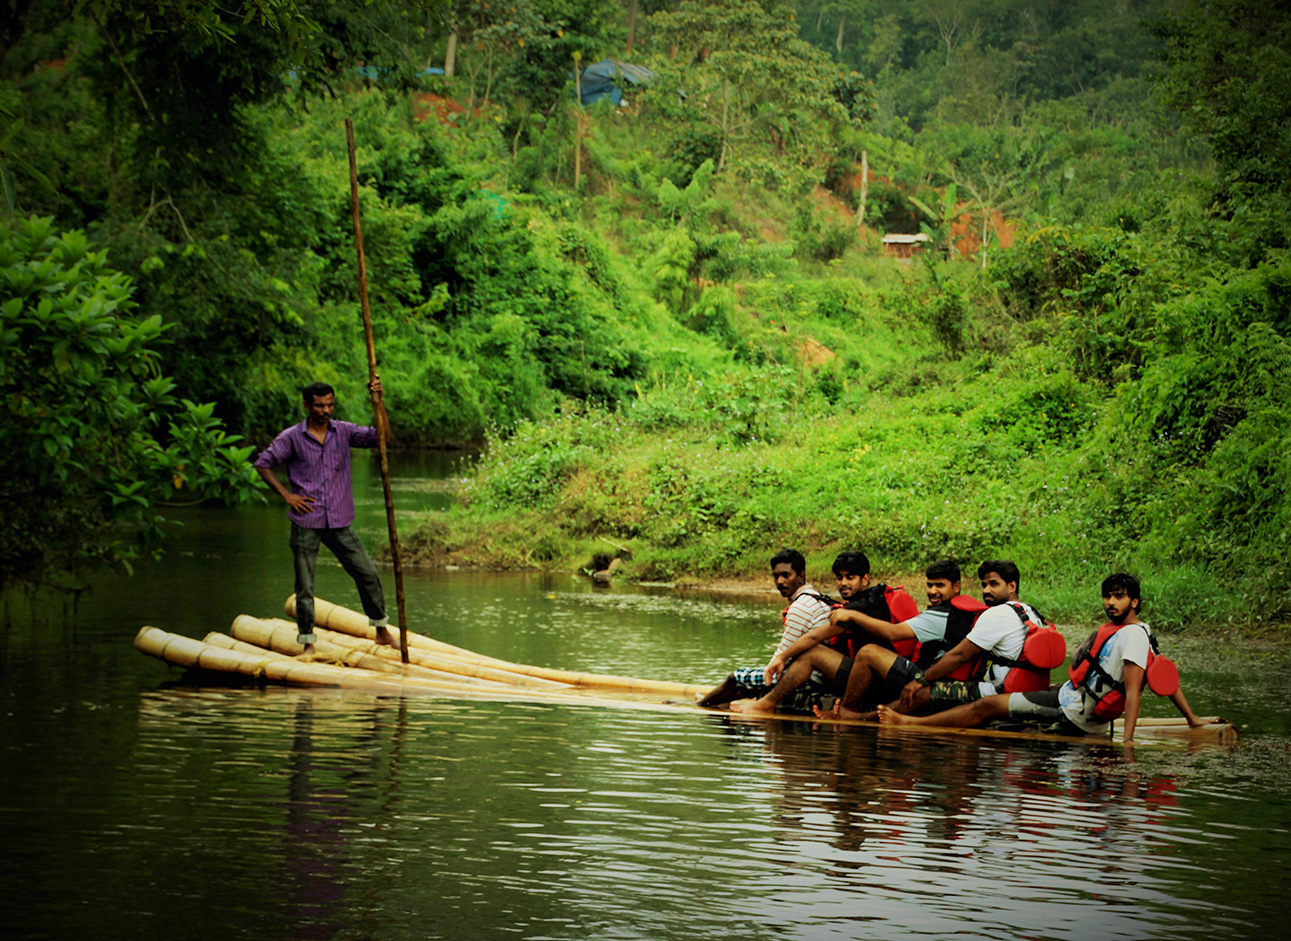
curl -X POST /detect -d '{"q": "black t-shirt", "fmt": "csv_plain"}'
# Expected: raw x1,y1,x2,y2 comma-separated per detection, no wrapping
831,584,894,657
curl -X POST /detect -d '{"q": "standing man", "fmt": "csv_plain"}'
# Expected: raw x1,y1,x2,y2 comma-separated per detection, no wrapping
254,379,395,656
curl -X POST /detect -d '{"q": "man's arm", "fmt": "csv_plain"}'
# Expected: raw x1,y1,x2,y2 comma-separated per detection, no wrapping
764,621,844,684
1120,663,1146,743
829,607,917,644
898,636,984,709
256,466,314,514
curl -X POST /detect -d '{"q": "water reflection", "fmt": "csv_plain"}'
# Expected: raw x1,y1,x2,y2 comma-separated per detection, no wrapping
714,719,1235,940
3,450,1290,940
281,697,408,940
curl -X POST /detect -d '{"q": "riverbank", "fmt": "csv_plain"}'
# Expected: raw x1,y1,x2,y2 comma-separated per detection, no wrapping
397,364,1281,633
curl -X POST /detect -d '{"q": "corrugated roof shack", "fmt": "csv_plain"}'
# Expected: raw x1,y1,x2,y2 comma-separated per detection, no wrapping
881,232,929,262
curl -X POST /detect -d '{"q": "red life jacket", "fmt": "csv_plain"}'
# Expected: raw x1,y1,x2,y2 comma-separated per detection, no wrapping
1068,622,1180,722
885,585,922,660
985,602,1068,693
801,585,920,660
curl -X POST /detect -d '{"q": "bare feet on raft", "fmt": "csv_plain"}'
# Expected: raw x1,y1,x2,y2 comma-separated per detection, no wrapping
877,705,913,726
374,627,399,648
813,701,864,722
728,698,775,715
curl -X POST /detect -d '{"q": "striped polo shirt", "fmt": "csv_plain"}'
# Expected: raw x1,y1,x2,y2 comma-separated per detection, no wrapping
254,419,378,529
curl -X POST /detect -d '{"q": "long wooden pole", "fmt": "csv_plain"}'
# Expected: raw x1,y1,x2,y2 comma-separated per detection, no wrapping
344,117,409,664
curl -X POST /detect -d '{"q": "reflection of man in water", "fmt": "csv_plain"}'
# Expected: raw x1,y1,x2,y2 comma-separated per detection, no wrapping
254,379,396,656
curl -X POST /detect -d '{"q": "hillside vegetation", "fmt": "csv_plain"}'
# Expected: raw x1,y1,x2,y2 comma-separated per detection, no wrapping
2,1,1288,626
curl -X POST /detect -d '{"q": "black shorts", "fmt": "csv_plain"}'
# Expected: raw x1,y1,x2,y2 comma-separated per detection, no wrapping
833,653,919,706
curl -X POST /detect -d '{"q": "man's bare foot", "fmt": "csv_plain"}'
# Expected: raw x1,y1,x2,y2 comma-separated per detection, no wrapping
877,705,915,726
300,643,316,658
696,674,741,708
812,700,843,720
729,698,776,715
374,627,399,647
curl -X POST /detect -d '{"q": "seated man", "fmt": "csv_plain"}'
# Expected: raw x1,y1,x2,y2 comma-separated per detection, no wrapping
696,548,831,708
880,573,1212,742
809,558,971,720
726,556,953,716
887,559,1051,718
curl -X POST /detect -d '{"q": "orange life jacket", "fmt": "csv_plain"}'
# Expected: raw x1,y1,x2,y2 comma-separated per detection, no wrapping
1068,622,1180,721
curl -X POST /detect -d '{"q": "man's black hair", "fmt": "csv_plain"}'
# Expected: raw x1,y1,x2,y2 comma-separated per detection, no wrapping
926,558,961,582
1101,572,1142,610
832,550,870,577
770,548,806,575
302,381,335,403
978,559,1021,588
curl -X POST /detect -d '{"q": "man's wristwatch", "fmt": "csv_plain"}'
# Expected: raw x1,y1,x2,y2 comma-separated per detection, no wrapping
912,669,928,686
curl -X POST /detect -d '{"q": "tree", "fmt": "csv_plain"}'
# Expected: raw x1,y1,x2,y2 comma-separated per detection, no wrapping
0,216,261,586
648,0,849,183
1152,0,1291,259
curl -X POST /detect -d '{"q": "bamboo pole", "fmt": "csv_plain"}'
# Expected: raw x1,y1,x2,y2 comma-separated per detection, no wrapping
227,616,467,682
344,116,409,664
291,595,711,697
239,613,571,689
134,627,707,713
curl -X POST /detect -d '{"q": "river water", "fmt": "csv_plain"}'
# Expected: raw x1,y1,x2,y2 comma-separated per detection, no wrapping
2,454,1290,940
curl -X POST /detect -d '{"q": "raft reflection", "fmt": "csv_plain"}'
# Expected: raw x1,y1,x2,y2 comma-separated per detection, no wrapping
720,717,1201,938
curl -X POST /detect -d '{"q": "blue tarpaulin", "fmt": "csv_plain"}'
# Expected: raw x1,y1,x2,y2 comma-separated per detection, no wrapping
575,59,656,106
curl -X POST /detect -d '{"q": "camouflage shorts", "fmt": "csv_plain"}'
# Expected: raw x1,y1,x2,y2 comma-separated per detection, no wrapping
926,680,990,707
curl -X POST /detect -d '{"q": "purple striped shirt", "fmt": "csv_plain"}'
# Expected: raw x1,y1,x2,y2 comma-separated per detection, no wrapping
254,420,379,528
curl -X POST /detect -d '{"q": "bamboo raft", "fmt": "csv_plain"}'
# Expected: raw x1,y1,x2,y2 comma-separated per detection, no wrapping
134,596,1240,747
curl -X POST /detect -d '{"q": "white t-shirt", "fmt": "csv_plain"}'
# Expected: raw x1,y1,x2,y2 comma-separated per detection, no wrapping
776,584,831,653
1058,621,1153,734
965,600,1039,689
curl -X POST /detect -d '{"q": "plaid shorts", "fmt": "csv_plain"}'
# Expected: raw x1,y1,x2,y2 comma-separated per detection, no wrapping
730,666,833,715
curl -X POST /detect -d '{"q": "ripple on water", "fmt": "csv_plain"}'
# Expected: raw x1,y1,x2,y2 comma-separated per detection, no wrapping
4,672,1289,941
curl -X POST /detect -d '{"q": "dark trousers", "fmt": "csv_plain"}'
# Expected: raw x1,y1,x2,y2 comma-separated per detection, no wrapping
290,523,386,644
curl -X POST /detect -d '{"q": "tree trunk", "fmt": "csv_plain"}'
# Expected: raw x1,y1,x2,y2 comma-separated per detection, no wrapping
444,32,457,78
626,0,639,54
856,150,868,228
836,15,846,55
718,82,729,172
574,68,583,188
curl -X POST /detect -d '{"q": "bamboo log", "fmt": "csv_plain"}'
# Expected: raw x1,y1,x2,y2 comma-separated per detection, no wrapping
229,615,491,684
238,615,564,690
291,595,711,697
135,627,705,713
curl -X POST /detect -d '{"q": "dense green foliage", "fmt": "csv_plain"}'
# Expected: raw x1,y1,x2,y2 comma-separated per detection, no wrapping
0,215,260,585
2,1,1288,624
